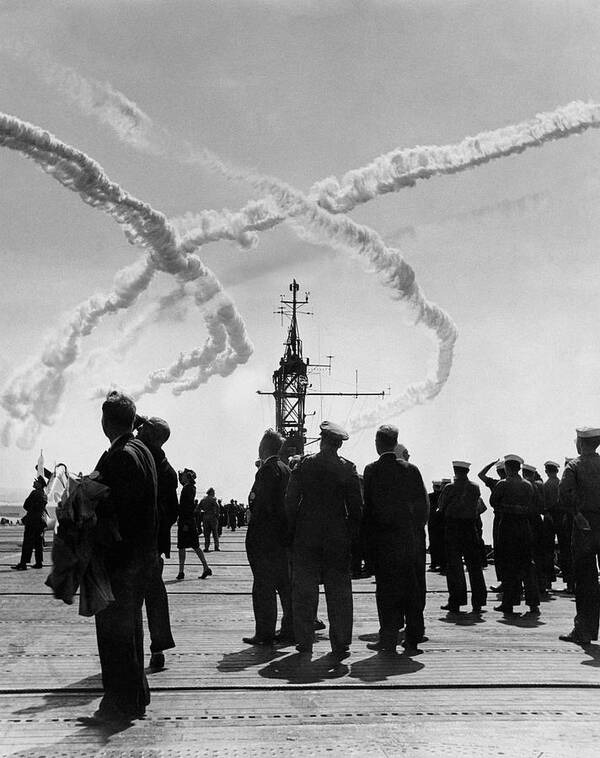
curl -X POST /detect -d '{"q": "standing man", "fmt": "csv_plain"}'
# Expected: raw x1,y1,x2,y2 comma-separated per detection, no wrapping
243,429,293,646
286,421,363,661
490,454,539,617
522,464,547,595
559,427,600,646
135,416,179,670
91,390,158,723
12,475,48,571
543,460,572,592
200,488,220,551
478,459,506,592
427,481,445,572
363,425,429,655
439,462,487,614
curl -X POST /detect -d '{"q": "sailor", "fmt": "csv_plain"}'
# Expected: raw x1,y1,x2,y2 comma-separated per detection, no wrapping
478,460,507,592
490,455,539,617
542,460,573,593
559,427,600,645
438,461,487,614
522,463,547,595
285,420,363,661
427,481,445,572
363,425,429,654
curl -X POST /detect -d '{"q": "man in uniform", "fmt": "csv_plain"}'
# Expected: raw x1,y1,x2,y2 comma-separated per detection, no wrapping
427,481,445,572
285,421,363,661
559,427,600,645
522,463,547,595
543,460,573,593
243,429,293,646
363,425,429,654
478,459,506,592
135,415,178,670
490,454,539,617
91,390,158,723
200,488,220,551
439,461,487,614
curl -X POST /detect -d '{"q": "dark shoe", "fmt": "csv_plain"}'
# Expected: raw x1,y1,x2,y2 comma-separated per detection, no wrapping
559,630,591,646
242,636,273,646
273,631,295,644
419,635,429,643
441,603,461,613
149,652,165,670
526,606,540,616
204,547,210,552
490,584,504,593
176,572,184,580
214,548,220,551
313,618,326,630
200,568,212,579
402,641,423,656
494,604,519,617
32,563,44,569
472,606,482,614
12,564,27,571
331,647,350,661
366,641,396,653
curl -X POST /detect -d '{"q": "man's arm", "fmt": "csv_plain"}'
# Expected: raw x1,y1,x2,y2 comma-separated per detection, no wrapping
284,462,304,538
344,463,363,530
489,481,504,511
559,465,578,514
409,465,429,526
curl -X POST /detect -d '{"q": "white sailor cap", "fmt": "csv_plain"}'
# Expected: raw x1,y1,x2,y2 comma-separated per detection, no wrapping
544,460,560,469
452,460,471,470
576,427,600,438
319,420,349,441
432,480,442,486
441,478,452,483
522,463,537,473
504,454,524,464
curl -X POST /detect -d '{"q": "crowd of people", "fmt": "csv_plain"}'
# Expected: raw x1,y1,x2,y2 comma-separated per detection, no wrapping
10,389,600,725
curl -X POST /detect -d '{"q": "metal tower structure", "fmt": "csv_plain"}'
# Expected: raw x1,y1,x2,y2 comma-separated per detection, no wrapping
257,280,386,456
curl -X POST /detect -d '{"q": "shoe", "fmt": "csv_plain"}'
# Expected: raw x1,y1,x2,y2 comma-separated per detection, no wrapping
526,606,540,616
419,635,429,643
472,606,482,614
200,568,212,579
11,564,27,571
366,641,396,653
331,647,350,661
273,631,295,644
32,563,44,569
494,605,519,617
440,604,461,613
214,548,220,551
176,572,184,580
313,618,326,630
242,636,273,646
490,584,504,593
204,548,210,552
402,640,423,656
149,652,165,670
559,630,591,646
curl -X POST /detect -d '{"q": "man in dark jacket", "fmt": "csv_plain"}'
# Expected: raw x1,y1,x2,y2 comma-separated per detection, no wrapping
243,428,293,645
91,390,158,723
363,425,429,655
136,415,179,670
439,461,487,614
13,475,48,570
285,421,363,661
200,488,220,551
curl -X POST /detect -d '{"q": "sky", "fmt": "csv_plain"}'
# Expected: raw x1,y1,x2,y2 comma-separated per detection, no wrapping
1,0,600,528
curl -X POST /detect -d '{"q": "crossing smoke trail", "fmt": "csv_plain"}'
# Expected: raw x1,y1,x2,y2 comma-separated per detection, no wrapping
222,165,458,429
0,113,252,447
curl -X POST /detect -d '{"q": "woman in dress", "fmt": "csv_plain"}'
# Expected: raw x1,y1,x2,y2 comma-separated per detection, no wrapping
177,468,211,580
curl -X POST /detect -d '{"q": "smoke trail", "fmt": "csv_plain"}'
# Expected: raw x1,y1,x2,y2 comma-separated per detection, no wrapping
0,113,252,445
309,101,600,213
229,168,457,427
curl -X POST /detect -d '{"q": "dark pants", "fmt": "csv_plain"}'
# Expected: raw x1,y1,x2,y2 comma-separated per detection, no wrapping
428,510,446,569
549,512,574,589
20,526,44,565
497,514,539,609
246,537,293,640
292,535,352,653
492,512,503,582
542,514,558,588
95,553,153,718
415,527,427,612
531,514,546,593
203,517,219,550
572,515,600,642
444,519,487,608
144,557,175,653
374,536,422,648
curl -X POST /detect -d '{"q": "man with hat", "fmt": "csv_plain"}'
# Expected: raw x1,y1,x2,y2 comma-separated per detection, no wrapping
135,415,179,670
285,420,363,661
438,461,487,614
490,455,540,617
200,487,220,552
363,424,429,654
243,428,293,646
478,459,507,592
12,473,49,571
427,481,445,573
522,464,548,596
543,460,573,593
559,427,600,645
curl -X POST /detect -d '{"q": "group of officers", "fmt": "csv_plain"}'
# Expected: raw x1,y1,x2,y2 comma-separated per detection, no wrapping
26,387,600,724
245,421,600,661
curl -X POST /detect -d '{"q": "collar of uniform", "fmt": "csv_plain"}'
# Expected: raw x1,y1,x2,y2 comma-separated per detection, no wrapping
262,455,279,465
109,432,133,449
379,451,397,458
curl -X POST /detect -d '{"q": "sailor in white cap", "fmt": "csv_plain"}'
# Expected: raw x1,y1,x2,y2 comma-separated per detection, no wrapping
489,455,540,617
542,460,572,594
285,421,363,661
477,459,507,592
559,427,600,645
362,424,429,655
438,461,487,614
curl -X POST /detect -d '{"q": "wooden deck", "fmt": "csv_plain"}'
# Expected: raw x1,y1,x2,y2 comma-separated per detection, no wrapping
1,525,600,757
